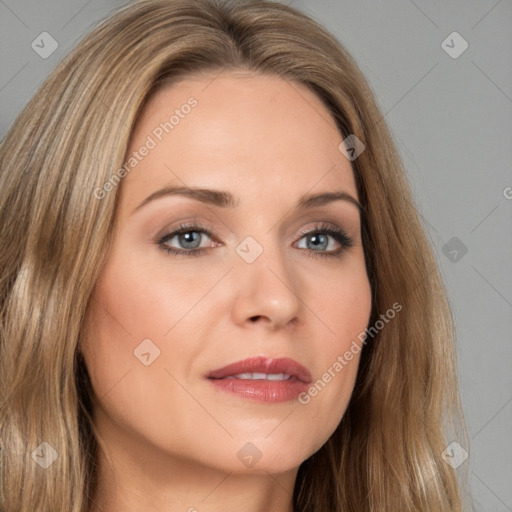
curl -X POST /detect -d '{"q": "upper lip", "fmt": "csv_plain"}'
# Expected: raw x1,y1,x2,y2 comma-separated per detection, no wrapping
206,356,312,383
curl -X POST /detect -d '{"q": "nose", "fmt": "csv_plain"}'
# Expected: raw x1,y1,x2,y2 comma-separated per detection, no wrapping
230,244,302,331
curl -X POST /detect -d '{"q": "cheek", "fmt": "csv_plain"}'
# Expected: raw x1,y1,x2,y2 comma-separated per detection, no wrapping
295,258,371,438
80,255,174,395
79,257,208,451
86,247,210,341
310,249,372,351
80,244,222,406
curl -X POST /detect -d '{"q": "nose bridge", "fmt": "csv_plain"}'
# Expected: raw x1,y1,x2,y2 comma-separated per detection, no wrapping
230,231,302,329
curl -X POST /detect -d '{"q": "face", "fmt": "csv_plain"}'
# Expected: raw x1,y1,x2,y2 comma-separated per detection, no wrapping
81,71,372,477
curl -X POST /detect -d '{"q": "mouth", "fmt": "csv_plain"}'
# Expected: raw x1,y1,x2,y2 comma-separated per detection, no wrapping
206,356,312,403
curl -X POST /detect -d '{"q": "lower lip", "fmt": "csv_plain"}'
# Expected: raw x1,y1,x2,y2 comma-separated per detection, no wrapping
207,378,309,403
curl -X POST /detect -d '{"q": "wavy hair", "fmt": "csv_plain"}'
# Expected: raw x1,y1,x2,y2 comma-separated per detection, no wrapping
0,0,468,510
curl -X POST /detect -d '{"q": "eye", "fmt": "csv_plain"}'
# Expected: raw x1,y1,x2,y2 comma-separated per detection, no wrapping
157,222,354,259
295,223,354,258
158,223,218,257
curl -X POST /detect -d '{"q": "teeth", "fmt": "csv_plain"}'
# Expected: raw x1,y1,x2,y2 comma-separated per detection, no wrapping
266,373,289,381
224,372,292,381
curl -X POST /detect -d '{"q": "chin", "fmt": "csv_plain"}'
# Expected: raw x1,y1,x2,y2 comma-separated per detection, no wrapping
209,433,325,475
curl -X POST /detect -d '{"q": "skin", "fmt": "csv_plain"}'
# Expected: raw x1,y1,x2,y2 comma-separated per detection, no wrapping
81,70,372,512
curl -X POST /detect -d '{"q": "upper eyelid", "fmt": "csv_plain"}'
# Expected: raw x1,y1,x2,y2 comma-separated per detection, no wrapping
159,222,216,240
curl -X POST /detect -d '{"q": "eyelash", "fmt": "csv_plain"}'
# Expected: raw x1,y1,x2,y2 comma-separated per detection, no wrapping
157,222,354,259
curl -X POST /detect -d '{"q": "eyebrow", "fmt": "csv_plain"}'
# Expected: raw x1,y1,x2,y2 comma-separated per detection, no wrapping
131,186,361,214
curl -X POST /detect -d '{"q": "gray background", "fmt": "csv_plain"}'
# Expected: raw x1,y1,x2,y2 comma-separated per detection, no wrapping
1,0,511,510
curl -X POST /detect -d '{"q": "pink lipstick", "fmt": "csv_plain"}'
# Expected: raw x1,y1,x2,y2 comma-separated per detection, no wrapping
206,356,312,403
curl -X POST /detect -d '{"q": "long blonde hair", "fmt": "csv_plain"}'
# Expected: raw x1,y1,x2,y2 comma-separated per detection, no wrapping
0,0,468,510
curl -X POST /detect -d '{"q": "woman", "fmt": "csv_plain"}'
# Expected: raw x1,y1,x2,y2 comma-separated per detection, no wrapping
0,0,468,510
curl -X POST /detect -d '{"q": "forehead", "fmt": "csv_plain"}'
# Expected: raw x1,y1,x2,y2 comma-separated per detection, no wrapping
120,71,357,210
